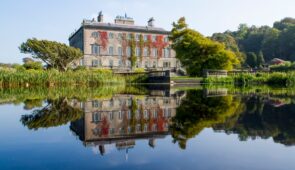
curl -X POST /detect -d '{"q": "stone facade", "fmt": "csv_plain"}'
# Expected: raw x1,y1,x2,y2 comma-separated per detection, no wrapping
70,90,185,155
69,12,180,72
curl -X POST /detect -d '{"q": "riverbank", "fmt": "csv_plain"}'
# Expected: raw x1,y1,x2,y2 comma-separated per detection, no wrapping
203,72,295,86
0,68,129,87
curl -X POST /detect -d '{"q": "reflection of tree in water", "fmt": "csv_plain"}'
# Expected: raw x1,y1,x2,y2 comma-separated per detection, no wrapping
23,99,43,110
170,89,242,149
21,98,83,130
213,95,295,146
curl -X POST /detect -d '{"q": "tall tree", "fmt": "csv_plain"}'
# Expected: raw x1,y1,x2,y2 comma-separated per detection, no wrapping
20,38,83,71
170,17,239,76
246,52,257,68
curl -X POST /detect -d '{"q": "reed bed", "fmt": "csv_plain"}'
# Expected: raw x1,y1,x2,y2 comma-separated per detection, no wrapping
0,68,126,88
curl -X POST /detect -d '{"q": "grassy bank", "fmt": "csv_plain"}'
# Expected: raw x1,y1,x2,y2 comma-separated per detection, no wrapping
203,72,295,86
0,68,127,87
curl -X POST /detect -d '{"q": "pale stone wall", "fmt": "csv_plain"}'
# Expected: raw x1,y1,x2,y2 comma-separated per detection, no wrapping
77,95,179,141
70,27,179,71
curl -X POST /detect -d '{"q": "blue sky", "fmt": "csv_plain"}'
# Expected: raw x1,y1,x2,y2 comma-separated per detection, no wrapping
1,0,295,63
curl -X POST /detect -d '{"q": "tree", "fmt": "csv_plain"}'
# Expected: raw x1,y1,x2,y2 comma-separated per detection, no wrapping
21,98,83,130
170,17,239,76
257,51,265,68
245,52,257,68
23,61,43,70
20,38,83,71
274,17,295,31
278,25,295,61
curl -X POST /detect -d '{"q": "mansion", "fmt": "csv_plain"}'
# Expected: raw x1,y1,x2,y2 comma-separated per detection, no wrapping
70,90,185,156
69,12,180,72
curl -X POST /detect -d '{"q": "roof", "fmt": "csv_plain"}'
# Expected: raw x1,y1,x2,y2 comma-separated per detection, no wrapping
69,20,170,40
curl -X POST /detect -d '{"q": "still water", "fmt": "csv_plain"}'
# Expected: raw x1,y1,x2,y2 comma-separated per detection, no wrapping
0,86,294,170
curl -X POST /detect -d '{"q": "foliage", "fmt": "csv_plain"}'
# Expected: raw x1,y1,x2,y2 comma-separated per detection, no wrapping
129,34,137,68
19,38,83,71
213,94,295,146
203,72,295,86
23,61,43,70
170,89,241,149
21,98,84,130
170,17,239,76
212,17,295,66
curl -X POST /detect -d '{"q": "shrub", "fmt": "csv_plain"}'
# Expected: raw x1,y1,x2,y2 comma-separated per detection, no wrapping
23,61,43,70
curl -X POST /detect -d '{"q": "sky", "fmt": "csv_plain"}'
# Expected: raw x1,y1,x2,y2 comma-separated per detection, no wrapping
1,0,295,63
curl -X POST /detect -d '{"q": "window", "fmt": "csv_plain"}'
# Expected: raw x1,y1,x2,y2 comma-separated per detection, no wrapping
153,109,157,118
152,124,157,131
118,111,122,120
136,47,141,57
143,48,148,57
136,124,141,132
109,32,114,39
92,60,100,67
144,110,148,119
127,46,131,57
144,124,148,132
79,59,84,66
163,62,171,68
145,61,148,68
152,48,157,57
92,112,101,122
118,33,123,40
152,35,156,42
109,99,114,107
127,33,132,40
91,32,99,38
164,48,170,58
118,47,122,56
128,110,131,119
164,36,169,43
135,34,140,41
109,128,115,134
118,60,122,66
109,60,113,67
109,46,114,55
92,100,100,107
143,35,148,41
127,60,131,67
128,126,132,133
110,112,114,120
153,61,157,68
164,108,172,117
91,44,100,55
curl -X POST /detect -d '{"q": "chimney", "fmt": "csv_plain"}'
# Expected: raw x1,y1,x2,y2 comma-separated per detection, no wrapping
97,11,104,22
148,17,155,27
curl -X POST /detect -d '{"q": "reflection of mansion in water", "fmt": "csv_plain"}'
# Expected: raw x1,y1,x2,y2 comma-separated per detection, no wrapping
70,90,184,155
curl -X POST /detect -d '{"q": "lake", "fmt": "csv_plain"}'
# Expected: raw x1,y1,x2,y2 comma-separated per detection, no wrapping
0,85,294,170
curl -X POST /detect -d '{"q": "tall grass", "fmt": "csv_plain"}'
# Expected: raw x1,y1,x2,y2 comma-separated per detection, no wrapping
203,72,295,86
0,68,126,87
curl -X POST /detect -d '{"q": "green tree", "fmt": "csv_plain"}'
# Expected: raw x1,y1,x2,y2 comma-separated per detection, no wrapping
20,38,83,71
245,52,257,68
170,89,242,149
278,25,295,61
21,98,84,130
170,17,239,76
274,17,295,31
257,51,265,68
23,61,43,70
